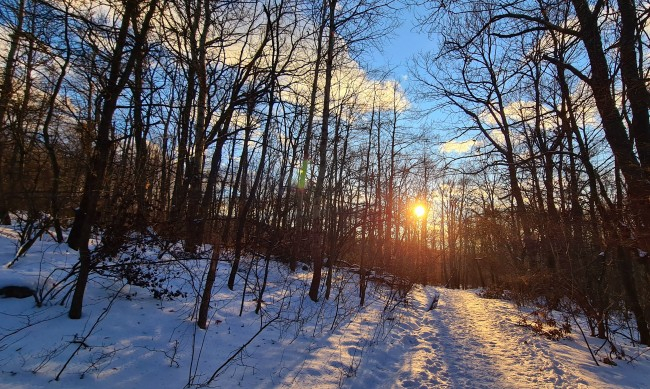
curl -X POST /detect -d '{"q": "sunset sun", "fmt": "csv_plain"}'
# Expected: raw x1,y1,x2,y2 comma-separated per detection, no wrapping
414,204,426,218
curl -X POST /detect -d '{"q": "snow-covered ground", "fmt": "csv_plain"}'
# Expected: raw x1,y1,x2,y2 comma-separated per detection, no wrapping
0,225,649,388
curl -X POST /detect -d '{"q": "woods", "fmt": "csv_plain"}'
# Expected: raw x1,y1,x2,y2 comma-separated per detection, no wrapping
0,0,649,349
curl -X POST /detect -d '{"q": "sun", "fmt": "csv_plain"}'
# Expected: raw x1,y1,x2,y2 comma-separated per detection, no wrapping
414,204,426,218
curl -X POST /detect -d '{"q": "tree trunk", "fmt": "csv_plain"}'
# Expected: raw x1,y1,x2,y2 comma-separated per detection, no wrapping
571,0,650,251
0,0,26,225
292,2,327,272
308,0,337,302
184,0,211,250
616,245,650,344
41,5,72,243
69,0,158,319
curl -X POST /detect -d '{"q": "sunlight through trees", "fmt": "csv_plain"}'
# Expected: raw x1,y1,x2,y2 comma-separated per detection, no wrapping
0,0,648,346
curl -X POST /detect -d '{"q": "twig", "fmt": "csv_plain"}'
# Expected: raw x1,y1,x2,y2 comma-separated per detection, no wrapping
5,222,50,269
627,345,650,364
572,312,600,367
0,310,68,343
204,315,279,385
55,285,124,380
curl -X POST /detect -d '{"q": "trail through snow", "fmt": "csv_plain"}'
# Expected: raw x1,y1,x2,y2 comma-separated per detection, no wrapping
351,285,640,389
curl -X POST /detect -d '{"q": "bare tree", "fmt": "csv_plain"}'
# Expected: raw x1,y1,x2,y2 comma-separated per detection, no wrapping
68,0,160,319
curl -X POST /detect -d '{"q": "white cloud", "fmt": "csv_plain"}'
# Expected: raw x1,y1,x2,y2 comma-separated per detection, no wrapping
440,139,474,153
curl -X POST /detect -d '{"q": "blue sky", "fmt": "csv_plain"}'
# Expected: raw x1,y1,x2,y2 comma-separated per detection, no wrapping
377,7,434,83
372,8,450,137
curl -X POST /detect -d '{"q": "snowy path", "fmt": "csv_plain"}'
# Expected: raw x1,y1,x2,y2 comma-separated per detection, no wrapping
352,286,599,389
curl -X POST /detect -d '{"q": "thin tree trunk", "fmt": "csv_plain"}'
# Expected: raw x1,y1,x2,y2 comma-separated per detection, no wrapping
308,0,337,302
184,0,211,250
228,91,275,290
292,2,327,272
0,0,26,225
41,4,72,242
132,40,149,229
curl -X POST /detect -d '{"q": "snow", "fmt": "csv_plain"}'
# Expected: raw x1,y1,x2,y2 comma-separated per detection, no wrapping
1,225,649,388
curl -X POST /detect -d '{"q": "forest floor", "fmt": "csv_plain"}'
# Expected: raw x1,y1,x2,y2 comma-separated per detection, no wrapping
0,225,649,388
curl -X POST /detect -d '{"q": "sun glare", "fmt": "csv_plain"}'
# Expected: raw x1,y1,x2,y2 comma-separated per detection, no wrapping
414,205,426,218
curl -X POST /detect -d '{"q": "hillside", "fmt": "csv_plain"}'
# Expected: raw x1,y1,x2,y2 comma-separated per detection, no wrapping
0,228,649,388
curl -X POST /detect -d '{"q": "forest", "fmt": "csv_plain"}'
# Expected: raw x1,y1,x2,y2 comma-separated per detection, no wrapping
0,0,649,368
